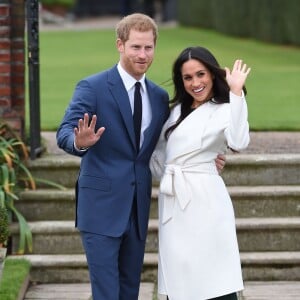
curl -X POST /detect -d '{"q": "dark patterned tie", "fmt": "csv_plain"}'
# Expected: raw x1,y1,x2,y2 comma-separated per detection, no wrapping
133,82,142,151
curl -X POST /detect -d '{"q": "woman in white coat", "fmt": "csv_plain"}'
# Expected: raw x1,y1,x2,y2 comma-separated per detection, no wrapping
151,46,251,300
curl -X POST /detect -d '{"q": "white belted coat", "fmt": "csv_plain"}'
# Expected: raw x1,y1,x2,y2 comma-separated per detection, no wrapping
150,92,250,300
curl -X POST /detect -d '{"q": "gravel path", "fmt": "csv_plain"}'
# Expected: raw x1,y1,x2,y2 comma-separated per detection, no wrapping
244,131,300,154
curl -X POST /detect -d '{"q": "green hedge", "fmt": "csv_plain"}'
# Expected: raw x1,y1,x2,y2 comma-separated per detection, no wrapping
40,0,75,8
178,0,300,45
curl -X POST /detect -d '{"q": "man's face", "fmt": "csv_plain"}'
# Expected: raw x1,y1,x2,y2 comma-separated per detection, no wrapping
117,29,155,80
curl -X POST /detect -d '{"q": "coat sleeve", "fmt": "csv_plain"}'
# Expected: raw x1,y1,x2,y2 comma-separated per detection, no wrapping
224,91,250,151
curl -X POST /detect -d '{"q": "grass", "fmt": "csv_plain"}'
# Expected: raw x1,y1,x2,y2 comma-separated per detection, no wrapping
29,26,300,131
0,258,31,300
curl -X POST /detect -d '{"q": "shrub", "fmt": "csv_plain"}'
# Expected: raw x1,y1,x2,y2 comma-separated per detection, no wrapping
0,122,35,254
0,206,9,247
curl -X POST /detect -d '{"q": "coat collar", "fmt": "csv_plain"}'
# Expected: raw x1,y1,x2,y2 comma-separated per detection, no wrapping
166,102,219,161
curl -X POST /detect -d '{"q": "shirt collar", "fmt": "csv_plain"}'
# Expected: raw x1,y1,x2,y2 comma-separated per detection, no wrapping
117,62,146,92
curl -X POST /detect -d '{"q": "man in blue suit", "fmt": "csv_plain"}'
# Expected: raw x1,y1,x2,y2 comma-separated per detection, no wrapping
57,13,170,300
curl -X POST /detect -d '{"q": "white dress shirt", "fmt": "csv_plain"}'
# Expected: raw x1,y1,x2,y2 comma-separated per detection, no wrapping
117,63,152,148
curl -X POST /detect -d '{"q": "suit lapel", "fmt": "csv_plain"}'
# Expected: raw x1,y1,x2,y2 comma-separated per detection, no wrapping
107,68,164,155
107,66,136,150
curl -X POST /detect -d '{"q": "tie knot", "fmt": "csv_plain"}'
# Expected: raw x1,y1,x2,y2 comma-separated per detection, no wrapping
135,81,141,90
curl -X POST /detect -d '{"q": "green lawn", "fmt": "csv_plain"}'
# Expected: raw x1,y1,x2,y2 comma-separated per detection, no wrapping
31,26,300,131
0,258,31,300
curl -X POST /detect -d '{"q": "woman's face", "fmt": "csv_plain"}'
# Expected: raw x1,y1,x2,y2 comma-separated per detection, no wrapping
181,59,214,108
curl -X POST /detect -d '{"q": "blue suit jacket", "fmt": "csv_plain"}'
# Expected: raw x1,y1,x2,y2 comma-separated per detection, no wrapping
57,65,169,240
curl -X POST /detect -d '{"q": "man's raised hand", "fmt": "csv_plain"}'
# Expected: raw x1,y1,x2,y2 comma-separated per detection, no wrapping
74,113,105,149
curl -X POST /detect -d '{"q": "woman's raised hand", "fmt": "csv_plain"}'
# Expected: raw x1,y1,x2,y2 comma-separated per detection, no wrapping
225,59,251,96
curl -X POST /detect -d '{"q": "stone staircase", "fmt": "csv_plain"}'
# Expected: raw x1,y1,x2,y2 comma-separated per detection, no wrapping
9,153,300,285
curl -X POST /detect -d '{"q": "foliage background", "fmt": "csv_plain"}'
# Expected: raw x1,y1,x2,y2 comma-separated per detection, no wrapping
177,0,300,45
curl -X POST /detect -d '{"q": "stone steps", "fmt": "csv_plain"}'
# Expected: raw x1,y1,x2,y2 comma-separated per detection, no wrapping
16,185,300,220
23,282,154,300
8,252,300,283
28,154,300,187
23,281,300,300
222,154,300,186
241,281,300,300
10,152,300,288
24,283,92,300
10,217,300,254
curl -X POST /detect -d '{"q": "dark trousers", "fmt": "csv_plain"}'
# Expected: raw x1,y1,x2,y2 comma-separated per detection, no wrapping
210,293,238,300
167,293,238,300
81,208,146,300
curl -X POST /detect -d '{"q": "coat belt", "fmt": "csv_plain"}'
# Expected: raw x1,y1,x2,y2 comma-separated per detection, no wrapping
160,162,218,224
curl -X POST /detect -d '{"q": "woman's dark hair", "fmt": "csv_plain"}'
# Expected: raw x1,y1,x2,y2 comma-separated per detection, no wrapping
165,46,247,139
